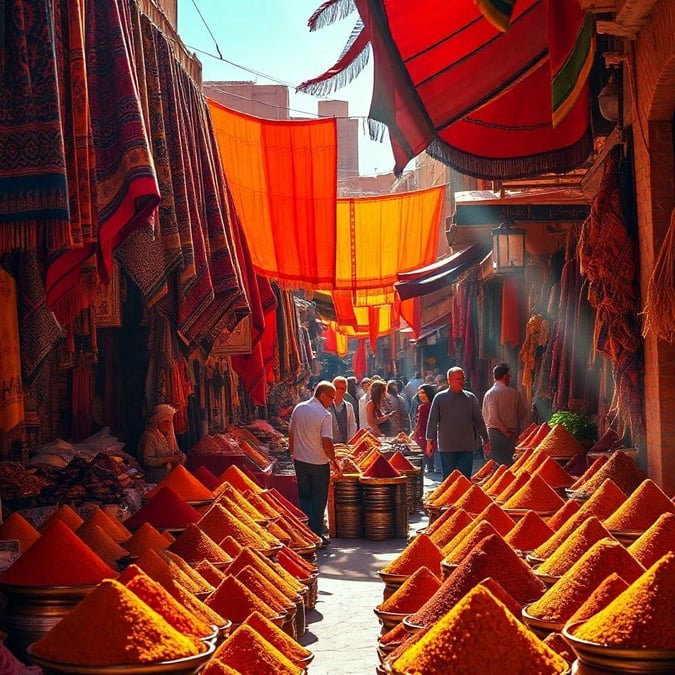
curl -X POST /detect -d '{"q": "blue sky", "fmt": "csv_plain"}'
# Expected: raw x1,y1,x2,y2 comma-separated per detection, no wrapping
176,0,396,175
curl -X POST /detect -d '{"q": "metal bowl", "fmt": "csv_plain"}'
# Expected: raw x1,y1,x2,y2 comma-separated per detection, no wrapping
525,552,546,567
563,621,675,672
532,565,562,587
521,603,563,638
0,583,97,601
26,639,216,674
377,571,410,585
608,529,644,545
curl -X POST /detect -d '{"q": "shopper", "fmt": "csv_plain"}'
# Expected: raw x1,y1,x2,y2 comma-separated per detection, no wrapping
358,377,372,429
366,380,395,436
482,362,529,466
138,404,186,483
426,367,490,479
329,376,358,444
413,384,437,473
386,380,411,434
289,381,337,545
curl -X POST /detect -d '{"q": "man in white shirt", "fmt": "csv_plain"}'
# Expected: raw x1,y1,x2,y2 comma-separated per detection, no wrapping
358,377,372,429
289,381,337,545
330,376,358,444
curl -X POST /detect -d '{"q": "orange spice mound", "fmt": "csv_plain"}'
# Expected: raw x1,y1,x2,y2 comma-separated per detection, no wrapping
125,572,213,638
83,507,132,543
168,523,232,565
164,577,228,627
628,512,675,568
362,454,402,478
504,510,555,552
424,505,457,535
213,624,302,675
266,520,292,547
546,499,581,531
217,483,267,522
220,535,244,558
41,504,84,531
195,559,227,586
566,572,629,625
495,471,530,503
484,468,516,497
532,479,626,559
533,456,574,489
429,508,474,548
206,574,279,624
452,484,492,514
575,450,646,496
503,473,565,512
145,465,214,502
131,548,202,594
356,448,380,471
243,490,282,520
480,463,508,492
379,621,410,647
228,547,303,598
0,512,40,552
538,516,614,577
389,451,416,472
444,521,501,566
242,611,312,665
30,579,203,665
535,424,585,458
474,503,516,536
569,455,608,490
200,659,242,675
519,422,551,450
511,447,534,472
380,533,443,577
573,553,675,648
471,458,496,482
426,469,465,502
162,550,213,594
197,504,269,549
122,522,172,556
379,566,441,614
124,486,202,530
394,586,568,675
527,538,644,623
234,564,293,613
430,473,473,508
215,464,264,496
518,422,538,444
277,546,317,580
0,519,115,586
518,450,549,476
543,632,575,665
193,465,220,491
75,522,128,569
604,479,675,532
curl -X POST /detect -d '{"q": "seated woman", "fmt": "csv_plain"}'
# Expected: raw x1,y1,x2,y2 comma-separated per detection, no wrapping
138,404,185,483
365,381,395,437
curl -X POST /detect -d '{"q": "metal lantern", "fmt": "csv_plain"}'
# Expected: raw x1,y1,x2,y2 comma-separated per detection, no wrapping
491,220,526,274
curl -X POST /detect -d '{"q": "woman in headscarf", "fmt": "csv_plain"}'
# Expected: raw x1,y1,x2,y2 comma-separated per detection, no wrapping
138,404,185,483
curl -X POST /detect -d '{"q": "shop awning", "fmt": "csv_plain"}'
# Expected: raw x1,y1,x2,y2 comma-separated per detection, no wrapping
394,243,489,300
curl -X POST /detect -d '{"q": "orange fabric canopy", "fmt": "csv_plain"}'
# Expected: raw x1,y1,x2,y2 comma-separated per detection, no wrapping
207,99,338,288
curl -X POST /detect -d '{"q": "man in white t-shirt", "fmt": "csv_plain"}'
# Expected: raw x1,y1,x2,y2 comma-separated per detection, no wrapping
289,381,337,545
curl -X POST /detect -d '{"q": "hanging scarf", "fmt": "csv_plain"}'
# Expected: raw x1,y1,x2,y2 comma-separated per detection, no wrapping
0,268,24,432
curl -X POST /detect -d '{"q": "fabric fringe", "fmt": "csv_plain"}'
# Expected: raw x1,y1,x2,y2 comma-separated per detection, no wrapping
367,118,388,143
296,22,369,96
641,208,675,342
423,130,593,181
307,0,357,31
48,272,99,327
0,221,73,256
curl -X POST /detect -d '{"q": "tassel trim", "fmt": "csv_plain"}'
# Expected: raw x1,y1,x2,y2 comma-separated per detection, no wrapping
307,0,357,32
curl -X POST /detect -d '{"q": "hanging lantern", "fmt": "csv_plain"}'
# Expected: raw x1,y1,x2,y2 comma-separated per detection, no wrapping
491,220,526,274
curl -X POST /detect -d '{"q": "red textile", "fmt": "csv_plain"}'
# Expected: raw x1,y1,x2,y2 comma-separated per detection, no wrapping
352,339,368,380
500,275,523,347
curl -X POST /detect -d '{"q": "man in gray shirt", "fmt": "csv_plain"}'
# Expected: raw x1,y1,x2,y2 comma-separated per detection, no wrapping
426,367,490,479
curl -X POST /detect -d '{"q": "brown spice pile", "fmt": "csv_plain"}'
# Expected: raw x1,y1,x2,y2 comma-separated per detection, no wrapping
393,586,568,674
573,552,675,648
234,564,293,613
379,566,441,614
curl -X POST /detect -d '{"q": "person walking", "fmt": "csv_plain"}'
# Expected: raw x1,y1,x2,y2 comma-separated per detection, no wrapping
413,384,437,473
386,379,411,434
289,381,337,546
329,376,358,444
426,367,490,479
482,362,529,466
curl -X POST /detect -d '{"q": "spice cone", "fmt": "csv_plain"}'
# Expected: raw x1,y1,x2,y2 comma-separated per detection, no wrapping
124,486,202,531
520,422,551,450
393,586,568,674
505,510,555,552
565,572,629,626
362,454,402,478
145,465,214,502
534,424,584,458
569,454,608,490
228,547,304,597
546,499,581,531
83,507,132,543
0,519,115,586
527,537,644,623
41,504,83,531
480,463,508,492
484,467,516,497
537,516,614,577
234,564,294,613
503,473,565,513
603,478,675,532
200,659,241,675
574,450,646,496
471,458,496,482
389,451,416,472
511,447,534,472
628,512,675,568
30,579,203,665
474,502,516,536
453,483,492,514
242,610,312,665
426,469,465,502
220,535,244,558
164,576,228,627
197,504,274,550
380,533,442,577
76,522,128,570
572,552,675,648
168,523,232,565
495,471,530,503
213,624,302,674
243,490,283,520
429,473,473,507
0,512,40,552
543,632,575,665
429,508,473,548
533,456,574,489
193,465,220,490
122,522,172,556
206,575,280,624
443,521,500,566
131,548,202,594
195,559,227,587
215,464,264,496
217,483,267,522
378,566,441,614
162,550,214,594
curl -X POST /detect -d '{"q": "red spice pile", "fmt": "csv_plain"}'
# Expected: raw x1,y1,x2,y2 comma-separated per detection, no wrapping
122,522,173,556
511,447,534,472
546,499,581,531
206,574,279,624
76,522,128,569
168,523,232,565
0,512,40,552
146,465,214,502
443,521,500,566
519,422,551,450
628,512,675,568
453,484,492,514
429,508,474,548
504,510,554,552
527,538,644,623
533,456,574,489
380,533,443,577
0,519,115,586
518,451,548,476
471,458,496,482
195,559,227,586
124,486,202,530
474,503,516,537
574,450,646,496
426,469,464,502
389,451,416,473
361,454,402,479
379,566,441,614
604,479,675,531
480,464,508,493
192,465,220,490
84,507,132,543
503,472,566,513
569,455,609,490
484,468,516,498
543,632,575,665
41,504,84,531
